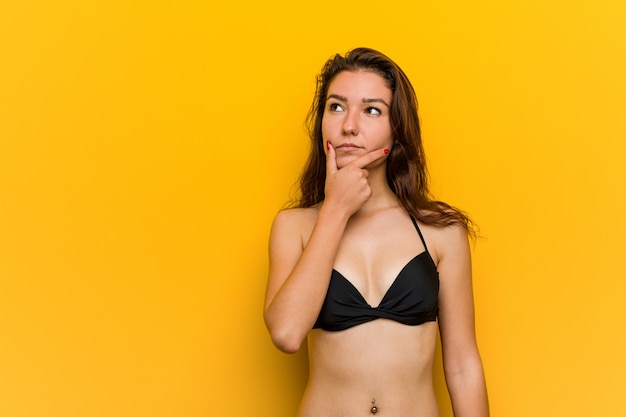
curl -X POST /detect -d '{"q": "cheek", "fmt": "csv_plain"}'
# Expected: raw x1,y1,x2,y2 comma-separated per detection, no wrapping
321,117,336,144
377,125,394,145
321,115,332,136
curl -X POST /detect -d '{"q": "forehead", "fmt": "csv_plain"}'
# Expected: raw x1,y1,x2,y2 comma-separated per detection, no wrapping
327,70,392,99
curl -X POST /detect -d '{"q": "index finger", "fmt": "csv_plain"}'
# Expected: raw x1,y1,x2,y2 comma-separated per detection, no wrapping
349,148,390,169
326,141,338,176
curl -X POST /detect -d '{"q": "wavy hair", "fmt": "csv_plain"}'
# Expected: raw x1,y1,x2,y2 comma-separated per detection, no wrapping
293,47,474,236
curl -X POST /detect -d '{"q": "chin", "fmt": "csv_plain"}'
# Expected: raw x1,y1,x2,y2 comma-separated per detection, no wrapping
335,155,358,169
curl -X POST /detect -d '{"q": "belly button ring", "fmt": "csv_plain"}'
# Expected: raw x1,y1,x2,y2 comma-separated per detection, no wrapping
371,399,378,414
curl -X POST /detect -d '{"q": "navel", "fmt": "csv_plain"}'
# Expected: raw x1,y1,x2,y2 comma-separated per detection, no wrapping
370,398,378,414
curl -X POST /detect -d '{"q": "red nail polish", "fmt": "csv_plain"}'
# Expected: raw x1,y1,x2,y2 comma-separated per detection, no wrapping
383,149,390,155
326,141,330,150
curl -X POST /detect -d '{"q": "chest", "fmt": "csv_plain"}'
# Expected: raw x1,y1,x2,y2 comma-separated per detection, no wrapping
332,218,428,307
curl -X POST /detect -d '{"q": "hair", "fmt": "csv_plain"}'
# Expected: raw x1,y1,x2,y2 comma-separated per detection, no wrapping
293,47,475,237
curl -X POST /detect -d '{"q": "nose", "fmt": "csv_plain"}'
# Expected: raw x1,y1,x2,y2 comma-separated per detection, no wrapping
341,110,359,136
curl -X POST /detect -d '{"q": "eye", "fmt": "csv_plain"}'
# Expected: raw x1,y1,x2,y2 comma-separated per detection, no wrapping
365,107,382,116
329,102,345,112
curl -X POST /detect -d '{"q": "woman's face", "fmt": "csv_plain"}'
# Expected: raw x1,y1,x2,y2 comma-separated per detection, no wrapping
322,70,393,169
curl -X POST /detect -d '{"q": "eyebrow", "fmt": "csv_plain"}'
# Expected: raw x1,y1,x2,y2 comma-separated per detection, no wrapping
327,94,390,108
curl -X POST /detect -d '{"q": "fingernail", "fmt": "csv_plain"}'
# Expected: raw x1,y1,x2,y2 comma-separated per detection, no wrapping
383,149,390,155
326,141,330,150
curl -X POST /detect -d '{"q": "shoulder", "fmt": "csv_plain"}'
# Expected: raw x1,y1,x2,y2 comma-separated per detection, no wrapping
270,207,318,247
272,207,318,230
418,220,469,266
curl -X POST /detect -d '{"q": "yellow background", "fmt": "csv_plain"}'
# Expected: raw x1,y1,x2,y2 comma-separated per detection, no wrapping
1,0,625,416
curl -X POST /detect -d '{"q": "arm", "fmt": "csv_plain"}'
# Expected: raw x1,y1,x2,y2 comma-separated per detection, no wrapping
264,145,389,353
264,204,349,353
436,225,489,417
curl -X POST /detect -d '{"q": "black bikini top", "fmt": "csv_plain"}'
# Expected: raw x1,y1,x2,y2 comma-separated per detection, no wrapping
313,217,439,331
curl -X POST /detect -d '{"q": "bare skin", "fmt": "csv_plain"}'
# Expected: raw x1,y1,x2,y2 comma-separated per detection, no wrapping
264,71,488,416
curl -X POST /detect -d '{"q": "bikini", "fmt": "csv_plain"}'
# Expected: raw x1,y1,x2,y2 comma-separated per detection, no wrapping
313,217,439,331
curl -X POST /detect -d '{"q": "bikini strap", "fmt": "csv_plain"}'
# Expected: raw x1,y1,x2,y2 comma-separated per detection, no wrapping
409,216,430,253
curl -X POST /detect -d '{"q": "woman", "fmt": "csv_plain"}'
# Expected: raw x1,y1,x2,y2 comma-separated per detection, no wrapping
264,47,488,417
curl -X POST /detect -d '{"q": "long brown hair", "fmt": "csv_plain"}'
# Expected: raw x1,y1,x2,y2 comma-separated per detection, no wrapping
294,47,475,236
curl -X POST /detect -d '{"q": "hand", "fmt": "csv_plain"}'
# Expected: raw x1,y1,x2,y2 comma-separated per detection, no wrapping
323,142,389,217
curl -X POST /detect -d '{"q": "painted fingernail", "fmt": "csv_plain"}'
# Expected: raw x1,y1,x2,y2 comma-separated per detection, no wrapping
326,141,330,150
383,149,390,155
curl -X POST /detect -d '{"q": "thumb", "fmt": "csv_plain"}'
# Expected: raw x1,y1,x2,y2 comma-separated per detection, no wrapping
326,141,338,176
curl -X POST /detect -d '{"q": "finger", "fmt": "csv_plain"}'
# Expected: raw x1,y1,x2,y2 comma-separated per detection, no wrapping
326,141,338,176
350,148,389,169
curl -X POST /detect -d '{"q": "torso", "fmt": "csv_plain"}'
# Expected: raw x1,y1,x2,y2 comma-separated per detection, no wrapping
295,205,442,417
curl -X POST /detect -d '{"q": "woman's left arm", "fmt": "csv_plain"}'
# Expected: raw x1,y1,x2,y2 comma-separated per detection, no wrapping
436,224,489,417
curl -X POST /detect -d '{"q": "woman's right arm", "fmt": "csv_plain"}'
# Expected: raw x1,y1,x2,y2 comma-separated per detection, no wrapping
264,204,350,353
264,145,388,353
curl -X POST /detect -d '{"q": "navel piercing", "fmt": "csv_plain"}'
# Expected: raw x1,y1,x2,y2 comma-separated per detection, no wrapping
370,398,378,414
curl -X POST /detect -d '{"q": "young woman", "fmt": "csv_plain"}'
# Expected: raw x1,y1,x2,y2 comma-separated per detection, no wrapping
264,47,489,417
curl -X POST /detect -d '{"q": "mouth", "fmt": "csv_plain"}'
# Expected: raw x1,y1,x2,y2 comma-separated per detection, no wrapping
336,143,363,152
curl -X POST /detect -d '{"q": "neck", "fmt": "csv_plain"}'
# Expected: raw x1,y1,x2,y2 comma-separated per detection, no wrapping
357,166,399,212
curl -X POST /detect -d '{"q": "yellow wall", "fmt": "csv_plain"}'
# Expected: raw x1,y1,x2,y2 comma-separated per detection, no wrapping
1,1,625,416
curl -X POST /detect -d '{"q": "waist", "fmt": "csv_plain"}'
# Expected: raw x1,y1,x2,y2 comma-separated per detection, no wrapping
300,384,439,417
300,376,439,417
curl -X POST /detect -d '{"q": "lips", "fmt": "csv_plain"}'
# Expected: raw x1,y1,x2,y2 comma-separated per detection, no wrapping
336,143,362,151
